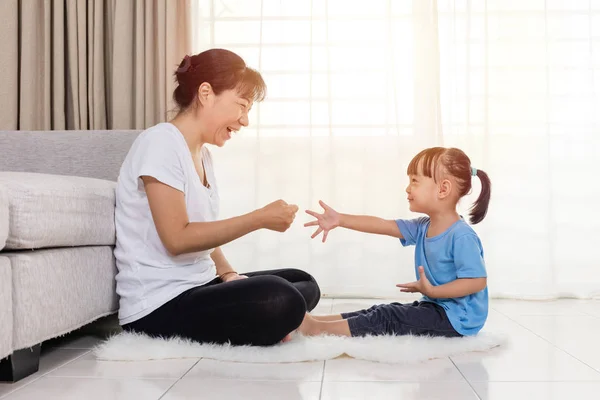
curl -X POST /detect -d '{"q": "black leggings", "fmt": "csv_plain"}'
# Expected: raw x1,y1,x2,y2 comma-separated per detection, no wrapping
122,268,320,346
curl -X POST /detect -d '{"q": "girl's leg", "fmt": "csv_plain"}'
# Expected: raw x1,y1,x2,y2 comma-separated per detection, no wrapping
311,314,344,322
298,301,461,338
298,313,352,336
311,302,389,322
122,275,307,346
244,268,321,311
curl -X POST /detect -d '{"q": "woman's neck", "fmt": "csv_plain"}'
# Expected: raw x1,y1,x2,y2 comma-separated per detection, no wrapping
426,209,460,237
170,112,206,153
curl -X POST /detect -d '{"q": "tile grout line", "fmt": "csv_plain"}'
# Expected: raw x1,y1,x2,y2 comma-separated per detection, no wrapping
492,309,600,375
0,349,91,399
317,298,334,400
318,360,326,400
157,358,202,400
448,356,483,400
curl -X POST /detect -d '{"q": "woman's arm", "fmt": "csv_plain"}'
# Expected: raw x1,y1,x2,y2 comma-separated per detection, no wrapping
210,246,241,280
142,177,297,256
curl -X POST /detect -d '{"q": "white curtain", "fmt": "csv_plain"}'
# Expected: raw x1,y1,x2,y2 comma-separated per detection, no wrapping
193,0,600,299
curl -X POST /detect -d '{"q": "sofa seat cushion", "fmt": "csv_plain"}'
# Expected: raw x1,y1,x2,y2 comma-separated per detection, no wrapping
0,172,117,249
0,185,7,250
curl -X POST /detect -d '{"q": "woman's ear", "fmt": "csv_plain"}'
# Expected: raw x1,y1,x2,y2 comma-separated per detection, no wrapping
438,179,452,199
197,82,213,106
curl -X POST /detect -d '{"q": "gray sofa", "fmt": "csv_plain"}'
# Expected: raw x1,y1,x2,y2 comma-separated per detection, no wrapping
0,130,141,382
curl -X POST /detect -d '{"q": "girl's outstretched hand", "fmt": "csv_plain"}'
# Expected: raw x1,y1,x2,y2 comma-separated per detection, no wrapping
304,200,340,243
396,266,434,297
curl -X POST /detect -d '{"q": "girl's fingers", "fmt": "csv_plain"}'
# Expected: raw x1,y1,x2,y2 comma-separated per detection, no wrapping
305,210,321,218
311,227,323,239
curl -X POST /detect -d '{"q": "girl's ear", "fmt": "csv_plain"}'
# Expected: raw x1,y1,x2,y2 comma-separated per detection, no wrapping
438,178,452,199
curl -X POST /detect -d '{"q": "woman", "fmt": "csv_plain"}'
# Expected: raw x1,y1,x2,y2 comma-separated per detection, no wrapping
114,49,321,346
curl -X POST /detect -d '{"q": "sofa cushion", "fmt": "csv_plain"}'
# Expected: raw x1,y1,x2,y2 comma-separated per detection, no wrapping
0,256,12,359
0,185,7,250
5,247,118,350
0,172,117,249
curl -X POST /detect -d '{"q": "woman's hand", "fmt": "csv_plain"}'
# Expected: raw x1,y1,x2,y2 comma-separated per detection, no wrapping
223,273,248,282
257,200,299,232
304,200,341,242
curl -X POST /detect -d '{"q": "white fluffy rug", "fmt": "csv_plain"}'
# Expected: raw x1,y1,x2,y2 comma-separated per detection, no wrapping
93,331,506,364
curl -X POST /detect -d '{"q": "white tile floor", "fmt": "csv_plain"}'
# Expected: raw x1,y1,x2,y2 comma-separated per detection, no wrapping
1,298,599,400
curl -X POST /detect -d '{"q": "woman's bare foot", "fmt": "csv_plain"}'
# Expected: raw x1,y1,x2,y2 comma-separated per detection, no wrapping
281,333,292,343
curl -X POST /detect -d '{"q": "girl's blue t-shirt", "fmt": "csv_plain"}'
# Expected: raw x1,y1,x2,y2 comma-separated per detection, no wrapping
395,217,489,336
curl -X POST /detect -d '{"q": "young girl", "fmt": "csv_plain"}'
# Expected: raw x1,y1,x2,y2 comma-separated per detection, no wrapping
299,147,491,338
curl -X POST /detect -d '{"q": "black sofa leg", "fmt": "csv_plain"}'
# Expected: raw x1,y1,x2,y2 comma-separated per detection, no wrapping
0,345,41,382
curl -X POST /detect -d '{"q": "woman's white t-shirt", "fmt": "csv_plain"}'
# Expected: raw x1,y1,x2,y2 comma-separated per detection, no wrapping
114,122,220,325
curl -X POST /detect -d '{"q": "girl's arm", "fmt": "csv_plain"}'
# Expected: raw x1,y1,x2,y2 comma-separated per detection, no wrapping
338,214,403,238
305,200,403,242
427,277,487,299
397,266,487,298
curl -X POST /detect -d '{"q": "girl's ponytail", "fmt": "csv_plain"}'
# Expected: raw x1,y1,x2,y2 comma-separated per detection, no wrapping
469,168,491,224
